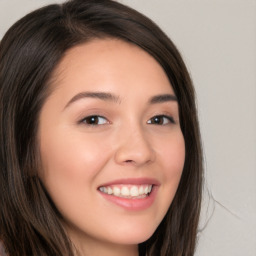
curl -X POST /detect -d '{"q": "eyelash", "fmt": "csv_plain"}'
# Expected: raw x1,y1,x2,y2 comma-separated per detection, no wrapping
79,115,175,126
80,115,109,126
147,115,175,125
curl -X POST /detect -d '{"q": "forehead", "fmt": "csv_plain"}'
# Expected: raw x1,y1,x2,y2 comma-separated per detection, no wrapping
49,38,175,101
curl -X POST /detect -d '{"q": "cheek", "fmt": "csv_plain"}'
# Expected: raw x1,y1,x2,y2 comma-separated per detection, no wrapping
39,128,112,208
40,127,110,176
155,132,185,204
158,132,185,176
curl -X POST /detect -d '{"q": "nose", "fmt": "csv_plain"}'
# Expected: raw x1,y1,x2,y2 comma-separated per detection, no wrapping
114,126,156,167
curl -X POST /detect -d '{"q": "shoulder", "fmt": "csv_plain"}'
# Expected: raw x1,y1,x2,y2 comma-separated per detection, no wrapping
0,241,7,256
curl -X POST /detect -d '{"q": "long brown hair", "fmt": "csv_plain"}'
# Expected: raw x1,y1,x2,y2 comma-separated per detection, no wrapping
0,0,203,255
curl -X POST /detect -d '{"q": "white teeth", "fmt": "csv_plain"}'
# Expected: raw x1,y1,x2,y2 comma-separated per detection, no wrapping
139,186,144,195
113,187,121,196
107,187,112,194
121,186,130,196
130,186,139,197
99,184,153,198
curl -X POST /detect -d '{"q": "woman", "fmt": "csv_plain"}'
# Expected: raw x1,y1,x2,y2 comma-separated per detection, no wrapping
0,0,203,255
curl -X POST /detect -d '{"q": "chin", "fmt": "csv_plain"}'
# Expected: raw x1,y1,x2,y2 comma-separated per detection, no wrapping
106,223,158,245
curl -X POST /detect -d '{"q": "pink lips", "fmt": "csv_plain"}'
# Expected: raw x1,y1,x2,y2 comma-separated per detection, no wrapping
98,178,159,211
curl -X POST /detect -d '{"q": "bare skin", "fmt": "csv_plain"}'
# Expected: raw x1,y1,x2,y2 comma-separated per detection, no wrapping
39,39,185,256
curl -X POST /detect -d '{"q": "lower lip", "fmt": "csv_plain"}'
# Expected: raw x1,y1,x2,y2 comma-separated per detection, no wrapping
98,186,158,211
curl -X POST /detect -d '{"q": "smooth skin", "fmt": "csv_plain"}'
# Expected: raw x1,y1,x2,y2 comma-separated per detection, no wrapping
39,39,185,256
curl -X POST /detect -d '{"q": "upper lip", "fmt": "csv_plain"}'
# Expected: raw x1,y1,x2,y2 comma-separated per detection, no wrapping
98,177,160,188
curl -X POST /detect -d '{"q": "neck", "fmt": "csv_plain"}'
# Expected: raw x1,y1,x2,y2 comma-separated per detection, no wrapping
68,228,139,256
74,239,139,256
80,244,138,256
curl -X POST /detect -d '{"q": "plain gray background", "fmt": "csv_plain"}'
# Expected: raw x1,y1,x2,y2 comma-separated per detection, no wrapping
0,0,255,255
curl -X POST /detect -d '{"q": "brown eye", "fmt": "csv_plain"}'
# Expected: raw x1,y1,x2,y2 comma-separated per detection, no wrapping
81,116,108,125
147,115,175,125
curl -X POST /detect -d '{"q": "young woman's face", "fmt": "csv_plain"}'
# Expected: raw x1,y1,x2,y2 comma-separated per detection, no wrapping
39,39,185,253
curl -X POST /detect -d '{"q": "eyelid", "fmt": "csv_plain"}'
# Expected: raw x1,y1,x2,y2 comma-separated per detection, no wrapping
79,115,110,125
147,115,176,125
77,112,177,126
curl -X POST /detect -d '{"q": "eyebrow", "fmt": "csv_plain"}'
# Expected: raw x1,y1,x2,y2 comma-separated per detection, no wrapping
64,91,177,109
64,92,121,109
149,94,177,104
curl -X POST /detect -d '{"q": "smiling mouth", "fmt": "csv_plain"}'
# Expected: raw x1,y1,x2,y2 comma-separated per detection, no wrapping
98,184,153,199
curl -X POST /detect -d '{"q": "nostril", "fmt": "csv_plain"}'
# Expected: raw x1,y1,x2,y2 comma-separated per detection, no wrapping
125,160,133,163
